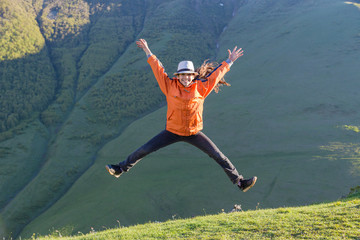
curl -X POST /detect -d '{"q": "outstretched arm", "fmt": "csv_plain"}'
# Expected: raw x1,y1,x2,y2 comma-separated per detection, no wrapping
136,39,152,57
201,46,243,97
137,39,169,95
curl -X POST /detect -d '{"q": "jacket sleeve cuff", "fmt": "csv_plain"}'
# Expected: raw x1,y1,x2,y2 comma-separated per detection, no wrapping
225,59,233,68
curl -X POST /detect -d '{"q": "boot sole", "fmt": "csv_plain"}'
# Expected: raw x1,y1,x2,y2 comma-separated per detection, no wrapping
242,176,257,192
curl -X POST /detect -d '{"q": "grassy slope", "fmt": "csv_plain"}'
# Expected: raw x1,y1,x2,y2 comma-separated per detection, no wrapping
34,192,360,239
1,0,236,238
18,0,360,238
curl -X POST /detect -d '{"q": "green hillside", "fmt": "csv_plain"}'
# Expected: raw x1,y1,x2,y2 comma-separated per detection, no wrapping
1,0,360,239
0,0,238,238
0,0,55,133
30,190,360,239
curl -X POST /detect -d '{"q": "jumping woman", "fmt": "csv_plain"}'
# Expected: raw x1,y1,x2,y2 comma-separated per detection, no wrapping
106,39,257,192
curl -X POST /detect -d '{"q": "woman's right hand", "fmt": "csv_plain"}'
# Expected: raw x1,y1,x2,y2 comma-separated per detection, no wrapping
136,39,152,56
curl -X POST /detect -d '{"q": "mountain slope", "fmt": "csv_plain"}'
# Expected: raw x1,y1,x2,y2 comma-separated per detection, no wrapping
0,0,239,238
17,0,360,238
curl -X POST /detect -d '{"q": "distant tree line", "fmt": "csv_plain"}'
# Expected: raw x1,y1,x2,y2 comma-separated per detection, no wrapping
0,0,56,133
0,50,56,132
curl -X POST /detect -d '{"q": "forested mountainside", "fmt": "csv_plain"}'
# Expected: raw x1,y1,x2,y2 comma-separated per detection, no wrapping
1,0,360,239
0,0,55,132
0,0,235,134
0,0,240,238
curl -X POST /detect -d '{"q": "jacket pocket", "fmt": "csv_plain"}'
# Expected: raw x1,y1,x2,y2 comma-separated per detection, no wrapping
167,110,181,124
189,112,202,128
167,110,174,120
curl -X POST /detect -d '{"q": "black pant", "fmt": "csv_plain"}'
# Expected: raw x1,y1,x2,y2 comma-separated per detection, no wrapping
118,130,243,184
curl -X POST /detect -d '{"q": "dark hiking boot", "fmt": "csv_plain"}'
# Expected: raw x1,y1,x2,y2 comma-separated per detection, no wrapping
238,176,257,192
106,164,123,178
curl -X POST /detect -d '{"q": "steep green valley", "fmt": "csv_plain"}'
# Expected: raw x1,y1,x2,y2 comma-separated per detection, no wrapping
1,0,360,239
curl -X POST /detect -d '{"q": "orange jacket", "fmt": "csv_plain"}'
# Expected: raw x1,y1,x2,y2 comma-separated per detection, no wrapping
148,55,230,136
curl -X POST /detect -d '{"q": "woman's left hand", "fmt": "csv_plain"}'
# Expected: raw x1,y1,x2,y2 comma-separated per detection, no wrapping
227,46,244,62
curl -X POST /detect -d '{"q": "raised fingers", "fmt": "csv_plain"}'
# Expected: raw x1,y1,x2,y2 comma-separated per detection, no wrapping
228,46,244,62
136,39,146,48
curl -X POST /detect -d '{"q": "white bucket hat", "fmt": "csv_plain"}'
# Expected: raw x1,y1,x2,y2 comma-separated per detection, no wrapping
174,60,197,75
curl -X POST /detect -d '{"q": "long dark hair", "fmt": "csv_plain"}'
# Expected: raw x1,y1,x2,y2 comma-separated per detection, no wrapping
196,60,230,93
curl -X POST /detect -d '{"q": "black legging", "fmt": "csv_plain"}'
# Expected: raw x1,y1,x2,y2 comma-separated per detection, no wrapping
118,130,243,184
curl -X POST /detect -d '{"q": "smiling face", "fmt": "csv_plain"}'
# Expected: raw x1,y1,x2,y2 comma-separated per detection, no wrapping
177,73,197,87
